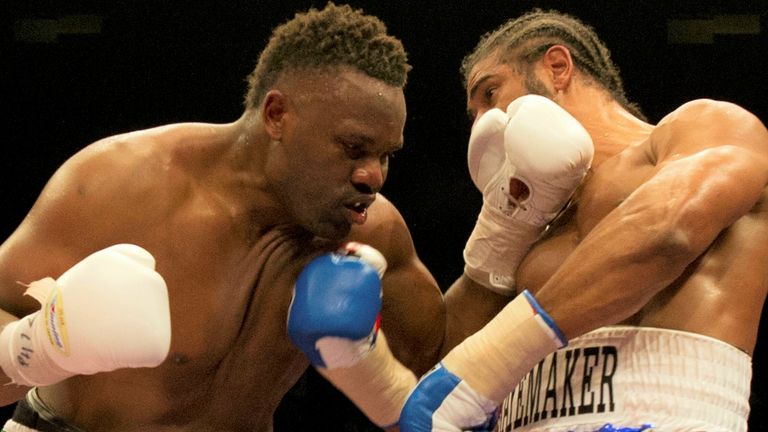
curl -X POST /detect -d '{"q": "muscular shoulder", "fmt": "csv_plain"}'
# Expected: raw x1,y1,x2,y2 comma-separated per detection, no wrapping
651,99,768,160
348,194,413,265
53,129,181,212
662,98,757,122
19,126,199,247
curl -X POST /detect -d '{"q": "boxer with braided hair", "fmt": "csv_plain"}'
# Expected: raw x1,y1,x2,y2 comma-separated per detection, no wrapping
460,8,645,120
401,9,767,432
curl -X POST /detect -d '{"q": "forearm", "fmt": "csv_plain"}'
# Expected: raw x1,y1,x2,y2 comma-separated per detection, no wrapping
317,332,416,428
535,220,690,339
442,274,509,355
538,201,703,339
538,147,767,339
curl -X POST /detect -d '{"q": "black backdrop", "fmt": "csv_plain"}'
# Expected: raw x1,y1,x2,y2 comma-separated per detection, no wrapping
3,1,768,430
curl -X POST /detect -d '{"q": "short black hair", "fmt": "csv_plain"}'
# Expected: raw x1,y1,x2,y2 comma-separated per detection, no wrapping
245,2,410,109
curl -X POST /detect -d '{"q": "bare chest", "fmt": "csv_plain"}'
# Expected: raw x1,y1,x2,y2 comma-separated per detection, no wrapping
517,145,655,294
163,226,319,416
49,223,323,430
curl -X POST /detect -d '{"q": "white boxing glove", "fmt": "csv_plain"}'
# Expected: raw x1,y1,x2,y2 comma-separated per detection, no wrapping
0,244,172,387
464,95,593,294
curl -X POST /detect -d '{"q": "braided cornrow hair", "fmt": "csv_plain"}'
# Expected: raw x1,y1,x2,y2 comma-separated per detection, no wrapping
461,9,646,121
245,2,410,109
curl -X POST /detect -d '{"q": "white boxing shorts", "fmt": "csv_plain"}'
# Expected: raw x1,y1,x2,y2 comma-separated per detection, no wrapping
494,326,751,432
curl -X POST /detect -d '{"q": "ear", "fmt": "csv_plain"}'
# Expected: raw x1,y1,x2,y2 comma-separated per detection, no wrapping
541,45,574,91
262,90,287,141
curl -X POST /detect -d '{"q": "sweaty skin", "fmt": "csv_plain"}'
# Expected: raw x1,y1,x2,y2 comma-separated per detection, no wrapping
494,50,768,431
448,46,768,359
517,101,768,355
0,69,444,431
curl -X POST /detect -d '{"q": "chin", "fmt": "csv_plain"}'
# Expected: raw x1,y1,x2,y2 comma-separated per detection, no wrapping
304,219,351,242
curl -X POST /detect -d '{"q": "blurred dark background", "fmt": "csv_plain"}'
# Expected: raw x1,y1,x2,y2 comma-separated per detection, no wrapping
2,0,767,430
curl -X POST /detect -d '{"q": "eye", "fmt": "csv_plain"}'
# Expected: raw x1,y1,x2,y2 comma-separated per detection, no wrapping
341,141,364,160
380,151,396,165
483,86,497,103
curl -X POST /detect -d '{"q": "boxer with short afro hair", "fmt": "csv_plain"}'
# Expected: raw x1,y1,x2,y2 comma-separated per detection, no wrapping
245,2,410,109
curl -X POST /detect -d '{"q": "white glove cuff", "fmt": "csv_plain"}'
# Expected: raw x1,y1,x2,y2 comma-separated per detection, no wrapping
463,200,545,295
315,331,376,370
0,319,70,387
0,278,73,387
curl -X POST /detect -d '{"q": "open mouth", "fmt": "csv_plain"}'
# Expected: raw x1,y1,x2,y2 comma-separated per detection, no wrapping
345,201,369,216
343,199,372,225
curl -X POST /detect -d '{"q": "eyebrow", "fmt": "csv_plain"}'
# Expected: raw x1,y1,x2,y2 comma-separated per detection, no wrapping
466,74,495,119
338,133,403,153
467,74,494,102
338,133,374,144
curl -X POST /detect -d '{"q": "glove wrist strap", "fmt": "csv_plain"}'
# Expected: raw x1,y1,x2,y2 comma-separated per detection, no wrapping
463,200,545,295
0,314,71,387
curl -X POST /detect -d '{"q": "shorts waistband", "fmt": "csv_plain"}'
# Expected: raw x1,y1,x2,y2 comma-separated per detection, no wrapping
496,326,752,432
9,390,85,432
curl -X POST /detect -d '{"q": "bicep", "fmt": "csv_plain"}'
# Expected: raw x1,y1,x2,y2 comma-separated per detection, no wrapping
352,196,445,375
649,102,768,248
0,176,91,317
381,251,444,376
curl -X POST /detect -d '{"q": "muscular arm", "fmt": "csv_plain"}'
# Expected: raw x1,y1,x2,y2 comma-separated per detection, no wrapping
306,196,443,429
442,275,509,355
350,195,445,376
0,164,94,403
0,136,166,404
538,100,768,339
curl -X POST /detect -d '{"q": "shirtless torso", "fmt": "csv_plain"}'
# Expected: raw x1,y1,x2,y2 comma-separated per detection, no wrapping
0,120,443,431
518,100,768,355
497,100,768,430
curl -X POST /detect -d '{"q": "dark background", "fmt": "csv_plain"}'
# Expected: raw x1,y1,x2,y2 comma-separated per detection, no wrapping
3,0,767,430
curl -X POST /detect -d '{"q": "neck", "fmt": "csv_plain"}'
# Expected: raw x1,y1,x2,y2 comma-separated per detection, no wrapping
557,84,653,168
210,111,263,185
206,110,289,224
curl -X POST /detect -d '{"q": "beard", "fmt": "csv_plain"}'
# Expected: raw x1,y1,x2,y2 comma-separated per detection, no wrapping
524,73,554,99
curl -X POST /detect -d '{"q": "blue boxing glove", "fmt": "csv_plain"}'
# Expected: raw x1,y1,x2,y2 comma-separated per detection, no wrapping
287,242,386,369
289,243,416,428
399,363,498,432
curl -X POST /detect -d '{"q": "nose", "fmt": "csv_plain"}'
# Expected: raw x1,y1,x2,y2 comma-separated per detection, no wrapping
472,108,491,128
351,157,386,195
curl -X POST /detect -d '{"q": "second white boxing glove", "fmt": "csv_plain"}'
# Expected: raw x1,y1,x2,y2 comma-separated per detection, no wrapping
464,95,593,293
0,244,172,387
